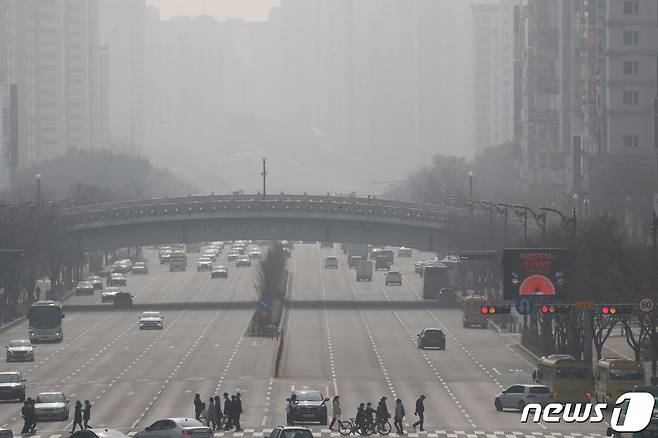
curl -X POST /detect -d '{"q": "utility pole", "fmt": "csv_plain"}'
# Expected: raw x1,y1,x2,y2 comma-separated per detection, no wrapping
261,158,267,200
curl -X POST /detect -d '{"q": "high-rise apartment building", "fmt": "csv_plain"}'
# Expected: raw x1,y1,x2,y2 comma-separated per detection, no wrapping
472,0,517,154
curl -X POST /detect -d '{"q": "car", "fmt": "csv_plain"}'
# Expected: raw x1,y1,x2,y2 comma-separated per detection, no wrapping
113,292,133,308
134,418,212,438
236,257,252,267
132,262,149,275
495,384,553,411
75,281,95,295
211,266,228,279
112,260,132,274
417,328,446,349
384,271,402,286
97,269,113,278
248,250,262,259
375,255,391,271
268,426,314,438
286,389,329,425
71,428,130,438
34,391,70,421
324,256,338,269
196,257,213,271
397,247,412,257
159,249,172,264
86,276,104,290
0,428,13,438
101,287,120,303
0,371,26,401
414,261,425,274
139,312,164,330
436,288,459,307
6,339,34,362
227,252,239,261
108,273,127,287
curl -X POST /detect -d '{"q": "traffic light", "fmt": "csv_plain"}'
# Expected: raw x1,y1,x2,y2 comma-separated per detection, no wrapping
480,305,512,315
596,304,634,315
539,304,571,314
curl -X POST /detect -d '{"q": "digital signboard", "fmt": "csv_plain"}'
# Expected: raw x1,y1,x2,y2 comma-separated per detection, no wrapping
502,249,571,300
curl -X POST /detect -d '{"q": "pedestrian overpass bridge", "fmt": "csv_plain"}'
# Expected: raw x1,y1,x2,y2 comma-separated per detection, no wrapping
60,194,510,252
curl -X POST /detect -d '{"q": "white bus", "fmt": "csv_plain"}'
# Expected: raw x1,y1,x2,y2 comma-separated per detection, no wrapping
28,301,65,343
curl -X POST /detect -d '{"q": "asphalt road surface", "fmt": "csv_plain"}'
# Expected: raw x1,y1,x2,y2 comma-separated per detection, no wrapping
0,244,607,438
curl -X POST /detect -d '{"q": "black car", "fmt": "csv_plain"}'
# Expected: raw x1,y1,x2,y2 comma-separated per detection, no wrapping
436,288,459,307
113,292,133,308
286,389,329,425
0,371,26,402
417,328,446,350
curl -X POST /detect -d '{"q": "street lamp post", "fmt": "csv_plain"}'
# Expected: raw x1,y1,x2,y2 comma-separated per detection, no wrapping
468,171,474,216
261,158,267,200
35,173,41,205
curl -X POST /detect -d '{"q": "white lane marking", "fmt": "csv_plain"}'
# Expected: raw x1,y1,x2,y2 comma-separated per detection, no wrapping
492,368,502,375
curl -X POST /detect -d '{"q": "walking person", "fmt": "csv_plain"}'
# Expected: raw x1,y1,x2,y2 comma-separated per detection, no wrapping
83,400,92,429
223,393,232,430
27,398,38,434
71,401,84,433
287,394,298,426
213,396,223,430
21,400,31,435
329,396,341,431
207,397,216,430
233,393,243,431
194,394,203,420
412,395,425,432
394,399,405,435
376,397,390,428
355,403,366,432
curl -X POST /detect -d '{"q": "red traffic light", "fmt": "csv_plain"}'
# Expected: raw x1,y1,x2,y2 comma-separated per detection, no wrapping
481,305,511,315
597,304,633,315
539,304,571,314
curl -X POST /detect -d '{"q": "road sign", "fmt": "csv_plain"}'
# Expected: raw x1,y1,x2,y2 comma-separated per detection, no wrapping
258,299,270,310
575,300,595,311
637,297,655,314
515,298,534,315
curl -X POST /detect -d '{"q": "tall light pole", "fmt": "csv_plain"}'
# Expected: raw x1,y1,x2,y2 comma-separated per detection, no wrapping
261,158,267,200
35,173,41,204
468,171,474,216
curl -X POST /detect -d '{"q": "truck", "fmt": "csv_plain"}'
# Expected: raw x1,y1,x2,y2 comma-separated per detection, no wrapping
347,243,369,268
355,260,373,281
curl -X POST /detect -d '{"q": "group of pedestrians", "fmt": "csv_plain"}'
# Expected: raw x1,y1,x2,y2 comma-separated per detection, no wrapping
21,399,90,435
71,400,93,432
193,392,243,432
328,394,426,435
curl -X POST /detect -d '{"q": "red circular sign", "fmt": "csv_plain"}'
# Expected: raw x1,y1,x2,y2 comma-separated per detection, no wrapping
519,274,556,296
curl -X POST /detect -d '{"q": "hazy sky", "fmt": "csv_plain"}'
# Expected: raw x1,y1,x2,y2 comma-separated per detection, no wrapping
145,0,280,21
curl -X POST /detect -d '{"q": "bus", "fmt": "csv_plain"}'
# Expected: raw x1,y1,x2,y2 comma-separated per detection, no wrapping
462,295,489,327
535,354,592,403
422,264,451,298
371,248,394,264
28,301,65,343
594,358,645,404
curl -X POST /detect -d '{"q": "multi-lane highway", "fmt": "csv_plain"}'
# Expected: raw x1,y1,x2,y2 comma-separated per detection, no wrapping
0,244,607,438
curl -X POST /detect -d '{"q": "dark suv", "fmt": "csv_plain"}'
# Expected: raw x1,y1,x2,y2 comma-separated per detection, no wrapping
0,371,26,402
417,328,446,350
286,389,329,425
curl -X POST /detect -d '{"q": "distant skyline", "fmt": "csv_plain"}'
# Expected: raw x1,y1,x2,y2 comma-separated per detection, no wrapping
145,0,280,21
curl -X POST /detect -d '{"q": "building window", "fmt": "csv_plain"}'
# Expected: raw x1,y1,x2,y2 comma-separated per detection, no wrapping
623,90,639,104
623,135,639,148
623,1,640,15
623,31,639,45
623,60,639,74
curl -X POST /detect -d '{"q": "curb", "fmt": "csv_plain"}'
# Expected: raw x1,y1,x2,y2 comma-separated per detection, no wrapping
517,342,541,362
487,318,502,334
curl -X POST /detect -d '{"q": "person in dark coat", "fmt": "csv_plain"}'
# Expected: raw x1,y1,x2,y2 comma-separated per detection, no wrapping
83,400,92,429
412,395,425,432
223,393,232,430
21,401,31,434
376,397,390,427
194,394,203,420
213,396,223,430
393,399,405,435
355,403,366,431
71,401,84,432
233,393,243,431
27,398,38,433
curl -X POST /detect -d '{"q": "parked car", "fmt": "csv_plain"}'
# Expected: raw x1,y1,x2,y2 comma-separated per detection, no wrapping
34,391,70,421
75,281,95,295
134,418,212,438
286,389,329,425
211,266,228,279
417,328,446,350
6,339,34,362
495,384,553,411
0,371,26,401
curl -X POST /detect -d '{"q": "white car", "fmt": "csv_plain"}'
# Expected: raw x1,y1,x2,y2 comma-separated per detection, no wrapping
196,257,212,271
139,312,164,330
101,287,120,303
135,418,212,438
248,250,262,259
201,251,216,262
384,271,402,285
495,384,553,411
34,392,70,421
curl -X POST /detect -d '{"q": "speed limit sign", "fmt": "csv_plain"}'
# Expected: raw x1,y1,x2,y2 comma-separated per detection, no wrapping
637,297,656,314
